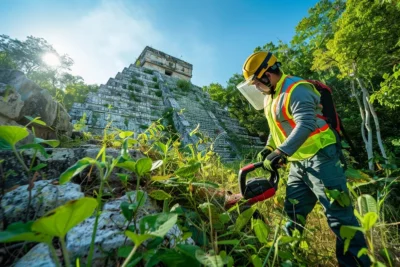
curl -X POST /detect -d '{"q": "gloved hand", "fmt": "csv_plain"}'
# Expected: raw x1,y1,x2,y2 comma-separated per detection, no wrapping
257,145,274,162
263,149,287,171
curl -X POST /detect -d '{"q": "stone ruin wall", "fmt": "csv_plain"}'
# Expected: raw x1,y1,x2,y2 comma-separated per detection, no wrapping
69,47,264,162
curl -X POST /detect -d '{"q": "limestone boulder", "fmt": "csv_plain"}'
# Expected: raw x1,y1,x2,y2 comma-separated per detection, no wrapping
1,180,83,223
0,69,73,137
14,243,56,267
66,191,194,265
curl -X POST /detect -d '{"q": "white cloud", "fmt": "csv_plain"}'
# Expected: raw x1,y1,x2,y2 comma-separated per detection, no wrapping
2,0,217,86
53,0,164,84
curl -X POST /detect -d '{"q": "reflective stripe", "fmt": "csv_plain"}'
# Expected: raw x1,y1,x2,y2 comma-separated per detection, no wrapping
310,123,329,137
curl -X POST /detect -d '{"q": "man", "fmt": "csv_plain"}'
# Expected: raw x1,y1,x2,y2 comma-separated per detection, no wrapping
236,51,370,266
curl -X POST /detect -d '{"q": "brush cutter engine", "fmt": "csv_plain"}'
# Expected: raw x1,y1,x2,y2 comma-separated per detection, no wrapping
225,162,279,208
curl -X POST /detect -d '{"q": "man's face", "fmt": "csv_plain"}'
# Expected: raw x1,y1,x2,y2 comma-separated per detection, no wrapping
253,79,273,95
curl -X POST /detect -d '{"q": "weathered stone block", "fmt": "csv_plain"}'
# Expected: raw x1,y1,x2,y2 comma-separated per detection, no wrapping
1,180,83,223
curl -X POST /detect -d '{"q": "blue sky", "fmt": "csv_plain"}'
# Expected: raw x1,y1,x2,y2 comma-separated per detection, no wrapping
0,0,319,87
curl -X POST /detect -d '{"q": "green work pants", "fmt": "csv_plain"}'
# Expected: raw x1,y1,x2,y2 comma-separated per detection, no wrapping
284,143,371,267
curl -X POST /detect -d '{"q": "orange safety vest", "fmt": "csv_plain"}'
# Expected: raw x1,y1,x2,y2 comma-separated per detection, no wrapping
265,74,337,161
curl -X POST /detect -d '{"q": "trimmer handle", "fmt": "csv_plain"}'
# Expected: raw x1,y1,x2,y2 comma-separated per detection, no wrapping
238,162,280,201
238,162,264,196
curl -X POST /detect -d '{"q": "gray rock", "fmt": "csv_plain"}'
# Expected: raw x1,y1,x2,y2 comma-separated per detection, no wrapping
0,82,24,119
66,191,159,263
0,69,73,137
1,180,83,223
66,191,194,264
14,243,56,267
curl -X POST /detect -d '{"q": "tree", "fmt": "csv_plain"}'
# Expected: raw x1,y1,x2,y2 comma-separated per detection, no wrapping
313,0,400,170
0,51,17,69
64,82,99,110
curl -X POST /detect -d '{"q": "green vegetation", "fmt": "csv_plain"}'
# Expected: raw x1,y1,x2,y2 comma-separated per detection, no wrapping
131,77,144,86
143,68,154,75
128,85,134,91
73,112,87,132
0,118,398,266
152,76,158,82
154,83,159,89
176,79,191,92
155,90,162,98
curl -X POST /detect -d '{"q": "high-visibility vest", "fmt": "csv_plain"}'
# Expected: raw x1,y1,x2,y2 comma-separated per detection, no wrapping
264,74,337,161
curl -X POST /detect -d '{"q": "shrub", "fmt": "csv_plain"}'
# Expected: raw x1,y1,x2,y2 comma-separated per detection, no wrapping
152,77,158,82
155,90,162,97
131,77,144,86
176,79,191,92
128,85,134,91
143,68,154,75
154,83,159,89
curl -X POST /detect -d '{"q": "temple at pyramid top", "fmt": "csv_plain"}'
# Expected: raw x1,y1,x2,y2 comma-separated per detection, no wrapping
136,46,193,81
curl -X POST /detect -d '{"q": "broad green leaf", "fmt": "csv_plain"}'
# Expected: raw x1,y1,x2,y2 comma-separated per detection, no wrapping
155,142,167,155
135,157,152,176
362,212,378,231
59,157,96,184
119,131,134,139
139,213,178,238
149,190,172,200
32,163,47,171
252,218,269,244
216,239,240,245
125,230,153,246
324,188,351,207
234,206,256,232
151,174,173,181
32,197,98,238
250,254,262,267
34,138,60,147
25,116,46,126
358,194,378,216
345,168,371,180
288,198,299,205
117,173,129,183
0,126,29,146
150,160,163,171
150,213,178,237
195,250,224,267
340,225,365,254
117,160,136,172
0,221,51,243
121,201,133,221
175,161,201,177
20,143,48,158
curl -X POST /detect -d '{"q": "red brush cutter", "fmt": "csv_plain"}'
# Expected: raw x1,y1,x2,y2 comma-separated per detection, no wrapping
225,162,279,208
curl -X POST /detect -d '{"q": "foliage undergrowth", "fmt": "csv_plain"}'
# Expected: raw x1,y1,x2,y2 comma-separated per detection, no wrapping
0,118,399,267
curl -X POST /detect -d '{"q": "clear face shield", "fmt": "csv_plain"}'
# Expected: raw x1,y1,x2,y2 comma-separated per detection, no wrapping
236,74,269,110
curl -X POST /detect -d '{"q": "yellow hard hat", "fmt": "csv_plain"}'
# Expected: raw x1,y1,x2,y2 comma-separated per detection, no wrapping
242,51,278,81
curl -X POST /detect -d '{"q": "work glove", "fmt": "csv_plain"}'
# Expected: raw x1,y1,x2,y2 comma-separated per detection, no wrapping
257,145,274,162
263,149,287,171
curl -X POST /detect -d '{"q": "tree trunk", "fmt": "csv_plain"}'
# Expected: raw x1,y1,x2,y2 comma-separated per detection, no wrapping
357,78,388,165
351,79,374,170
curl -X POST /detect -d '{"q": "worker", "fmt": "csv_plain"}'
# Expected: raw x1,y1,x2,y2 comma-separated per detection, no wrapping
237,51,370,266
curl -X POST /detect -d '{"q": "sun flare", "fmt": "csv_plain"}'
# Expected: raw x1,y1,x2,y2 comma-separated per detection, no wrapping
42,52,60,67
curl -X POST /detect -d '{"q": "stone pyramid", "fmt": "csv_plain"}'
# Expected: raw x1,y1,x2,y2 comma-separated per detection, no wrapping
68,46,264,162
